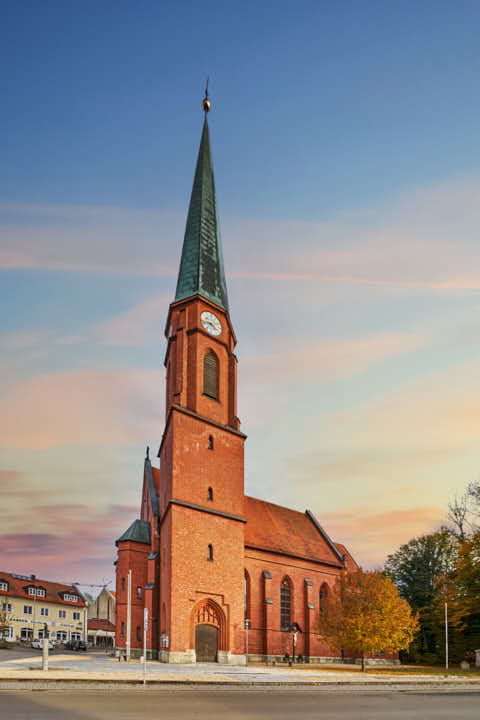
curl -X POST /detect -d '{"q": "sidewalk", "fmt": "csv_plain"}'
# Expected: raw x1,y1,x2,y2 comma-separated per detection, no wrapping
1,662,480,687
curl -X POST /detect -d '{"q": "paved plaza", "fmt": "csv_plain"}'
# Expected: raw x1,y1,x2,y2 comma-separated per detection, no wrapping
1,648,479,686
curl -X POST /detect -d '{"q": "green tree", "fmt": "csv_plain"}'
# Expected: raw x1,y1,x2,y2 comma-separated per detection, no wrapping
384,530,457,663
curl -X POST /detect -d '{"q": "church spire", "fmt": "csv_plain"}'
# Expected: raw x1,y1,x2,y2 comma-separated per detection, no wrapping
174,89,229,311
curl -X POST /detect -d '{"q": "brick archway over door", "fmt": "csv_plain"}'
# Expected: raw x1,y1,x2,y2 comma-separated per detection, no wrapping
190,598,227,657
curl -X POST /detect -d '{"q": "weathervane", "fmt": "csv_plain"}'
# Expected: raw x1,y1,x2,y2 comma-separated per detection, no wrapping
203,76,211,113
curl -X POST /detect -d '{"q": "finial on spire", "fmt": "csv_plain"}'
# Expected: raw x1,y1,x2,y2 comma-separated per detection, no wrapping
203,76,211,113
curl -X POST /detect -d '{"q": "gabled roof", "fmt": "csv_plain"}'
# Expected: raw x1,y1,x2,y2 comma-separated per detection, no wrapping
175,113,229,311
116,519,151,546
88,618,115,632
0,571,86,606
244,497,345,567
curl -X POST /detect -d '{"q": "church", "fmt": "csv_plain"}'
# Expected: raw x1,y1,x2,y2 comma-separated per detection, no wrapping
114,92,358,664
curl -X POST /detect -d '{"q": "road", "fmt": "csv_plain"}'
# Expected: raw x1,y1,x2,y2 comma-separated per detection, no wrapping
1,687,479,719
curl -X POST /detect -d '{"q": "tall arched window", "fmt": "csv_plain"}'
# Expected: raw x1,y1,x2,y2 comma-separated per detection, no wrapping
207,544,213,562
280,578,292,629
203,350,219,399
244,570,251,620
319,583,328,613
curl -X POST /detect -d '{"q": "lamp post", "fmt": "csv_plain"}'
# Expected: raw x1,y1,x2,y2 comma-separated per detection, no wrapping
42,623,49,672
445,601,449,671
245,618,249,666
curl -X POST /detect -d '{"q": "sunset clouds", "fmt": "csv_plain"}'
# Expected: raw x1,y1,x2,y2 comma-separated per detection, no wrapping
3,4,480,588
3,178,480,577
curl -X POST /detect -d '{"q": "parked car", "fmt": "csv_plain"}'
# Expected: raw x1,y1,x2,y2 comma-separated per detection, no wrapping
72,640,87,652
32,639,54,650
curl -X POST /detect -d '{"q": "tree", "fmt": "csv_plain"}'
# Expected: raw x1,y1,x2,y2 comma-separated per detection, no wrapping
83,593,95,608
384,531,457,662
448,480,480,539
318,569,418,670
0,608,12,642
384,531,457,611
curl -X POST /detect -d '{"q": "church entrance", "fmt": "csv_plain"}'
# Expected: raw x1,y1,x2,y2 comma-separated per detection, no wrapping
195,624,218,662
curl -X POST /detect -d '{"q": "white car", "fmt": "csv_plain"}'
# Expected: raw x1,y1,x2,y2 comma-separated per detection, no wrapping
32,639,54,650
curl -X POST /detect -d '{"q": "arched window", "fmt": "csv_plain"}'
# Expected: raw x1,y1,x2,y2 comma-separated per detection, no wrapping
319,583,328,613
207,544,213,562
280,578,292,629
244,570,251,620
203,350,219,399
208,435,214,450
207,487,213,501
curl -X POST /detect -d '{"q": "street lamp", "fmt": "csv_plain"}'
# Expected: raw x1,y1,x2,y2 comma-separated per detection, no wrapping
245,618,250,666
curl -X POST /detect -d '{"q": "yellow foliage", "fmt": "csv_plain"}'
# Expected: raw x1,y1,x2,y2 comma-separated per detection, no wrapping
318,569,418,667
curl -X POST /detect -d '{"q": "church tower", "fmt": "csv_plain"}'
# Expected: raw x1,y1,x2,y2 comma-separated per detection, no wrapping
156,91,247,664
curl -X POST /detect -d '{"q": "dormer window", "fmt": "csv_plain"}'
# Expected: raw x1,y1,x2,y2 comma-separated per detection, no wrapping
36,587,45,597
27,587,36,596
0,581,8,592
63,593,78,603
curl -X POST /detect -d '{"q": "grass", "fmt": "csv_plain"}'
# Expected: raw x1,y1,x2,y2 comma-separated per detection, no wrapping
249,662,480,676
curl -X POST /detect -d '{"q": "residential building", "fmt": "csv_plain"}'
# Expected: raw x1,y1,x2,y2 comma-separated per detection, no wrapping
0,572,86,644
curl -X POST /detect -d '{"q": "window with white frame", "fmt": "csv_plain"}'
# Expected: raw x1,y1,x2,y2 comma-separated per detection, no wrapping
56,631,67,642
0,626,13,640
36,588,46,597
73,611,80,621
21,627,33,639
40,607,49,617
58,609,66,619
71,632,81,641
0,581,8,591
23,605,33,615
28,587,36,596
63,594,78,603
2,602,12,613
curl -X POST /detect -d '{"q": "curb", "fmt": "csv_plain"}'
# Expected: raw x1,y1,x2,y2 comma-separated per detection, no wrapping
1,677,480,688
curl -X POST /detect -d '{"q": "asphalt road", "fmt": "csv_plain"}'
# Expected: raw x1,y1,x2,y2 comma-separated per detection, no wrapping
1,688,480,719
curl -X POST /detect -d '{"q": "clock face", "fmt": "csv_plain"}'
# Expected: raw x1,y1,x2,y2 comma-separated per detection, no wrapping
200,311,222,336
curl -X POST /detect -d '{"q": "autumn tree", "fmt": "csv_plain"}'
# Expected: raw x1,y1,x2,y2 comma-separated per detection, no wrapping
318,569,418,670
432,530,480,663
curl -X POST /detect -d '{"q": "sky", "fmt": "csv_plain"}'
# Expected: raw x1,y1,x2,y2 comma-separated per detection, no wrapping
2,1,480,588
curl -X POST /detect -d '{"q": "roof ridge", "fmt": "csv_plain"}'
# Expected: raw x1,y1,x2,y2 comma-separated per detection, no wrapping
245,494,306,516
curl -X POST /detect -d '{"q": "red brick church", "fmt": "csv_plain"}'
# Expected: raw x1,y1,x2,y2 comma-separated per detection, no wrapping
115,93,358,664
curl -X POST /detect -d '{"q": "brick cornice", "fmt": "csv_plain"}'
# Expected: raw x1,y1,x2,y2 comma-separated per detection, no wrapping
244,544,343,569
159,498,246,528
157,403,246,457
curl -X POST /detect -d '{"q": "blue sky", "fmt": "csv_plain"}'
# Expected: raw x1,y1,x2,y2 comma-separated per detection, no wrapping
2,1,480,584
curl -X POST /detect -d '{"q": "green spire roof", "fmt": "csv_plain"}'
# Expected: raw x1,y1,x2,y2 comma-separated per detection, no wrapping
116,519,151,546
175,114,229,311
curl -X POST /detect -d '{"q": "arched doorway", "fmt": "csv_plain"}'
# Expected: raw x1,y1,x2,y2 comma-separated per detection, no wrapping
192,598,226,663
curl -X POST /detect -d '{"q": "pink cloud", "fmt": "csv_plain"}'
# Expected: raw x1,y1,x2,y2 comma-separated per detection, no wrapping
241,330,426,387
0,503,138,584
93,293,171,346
0,369,162,449
321,506,445,569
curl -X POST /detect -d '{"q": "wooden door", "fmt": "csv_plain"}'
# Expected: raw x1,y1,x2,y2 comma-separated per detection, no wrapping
195,624,218,662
